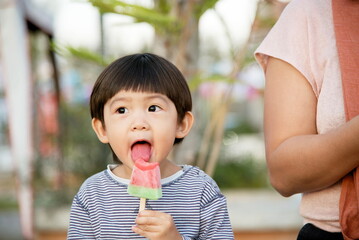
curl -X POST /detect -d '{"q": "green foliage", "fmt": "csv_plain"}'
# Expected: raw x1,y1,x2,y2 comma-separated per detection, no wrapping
213,156,269,189
35,188,75,208
155,0,171,15
256,14,277,29
0,197,18,210
52,42,112,66
33,102,112,207
189,73,235,91
59,103,112,178
88,0,180,33
195,0,220,19
226,121,259,135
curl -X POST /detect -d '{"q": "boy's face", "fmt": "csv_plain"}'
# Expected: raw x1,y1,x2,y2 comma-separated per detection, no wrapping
92,90,193,178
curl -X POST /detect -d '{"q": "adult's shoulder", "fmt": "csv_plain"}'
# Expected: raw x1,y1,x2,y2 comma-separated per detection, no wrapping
283,0,330,15
255,0,333,96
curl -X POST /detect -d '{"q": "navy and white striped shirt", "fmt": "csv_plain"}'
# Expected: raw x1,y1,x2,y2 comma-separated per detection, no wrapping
68,165,234,239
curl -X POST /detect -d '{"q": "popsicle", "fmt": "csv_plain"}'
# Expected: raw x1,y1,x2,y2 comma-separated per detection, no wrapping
127,143,162,211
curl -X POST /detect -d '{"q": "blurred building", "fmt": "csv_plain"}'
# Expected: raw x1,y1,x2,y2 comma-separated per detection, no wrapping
0,0,59,238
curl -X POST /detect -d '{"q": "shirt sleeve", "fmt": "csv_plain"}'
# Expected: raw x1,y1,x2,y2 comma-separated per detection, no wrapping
67,195,95,239
182,236,194,240
254,0,320,97
198,179,234,239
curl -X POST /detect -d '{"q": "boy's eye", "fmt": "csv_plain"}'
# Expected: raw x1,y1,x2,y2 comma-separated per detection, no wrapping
148,105,160,112
117,107,128,114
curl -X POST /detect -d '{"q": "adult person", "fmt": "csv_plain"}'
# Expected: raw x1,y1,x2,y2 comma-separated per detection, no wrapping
255,0,359,239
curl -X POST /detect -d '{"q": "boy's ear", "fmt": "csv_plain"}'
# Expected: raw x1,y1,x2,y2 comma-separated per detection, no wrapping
176,111,194,139
92,118,109,143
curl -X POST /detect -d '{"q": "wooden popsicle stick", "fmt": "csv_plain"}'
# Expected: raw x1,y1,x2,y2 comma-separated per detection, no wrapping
139,197,146,212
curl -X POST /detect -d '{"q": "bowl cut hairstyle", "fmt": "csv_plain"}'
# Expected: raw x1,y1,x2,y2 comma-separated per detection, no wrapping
90,53,192,145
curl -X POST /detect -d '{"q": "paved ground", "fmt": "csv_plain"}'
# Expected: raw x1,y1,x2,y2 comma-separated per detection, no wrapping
0,210,23,240
0,172,23,240
224,189,302,231
35,230,299,240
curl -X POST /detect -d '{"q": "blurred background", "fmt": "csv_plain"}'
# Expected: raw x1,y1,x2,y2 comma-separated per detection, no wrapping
0,0,302,239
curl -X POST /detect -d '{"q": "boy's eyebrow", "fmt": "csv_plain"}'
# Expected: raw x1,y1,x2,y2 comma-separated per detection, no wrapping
108,96,130,108
108,93,169,108
144,94,169,102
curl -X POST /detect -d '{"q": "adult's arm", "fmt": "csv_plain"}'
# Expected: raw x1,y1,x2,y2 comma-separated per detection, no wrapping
264,57,359,197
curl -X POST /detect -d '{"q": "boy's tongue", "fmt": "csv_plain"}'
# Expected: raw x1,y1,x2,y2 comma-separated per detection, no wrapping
131,143,151,162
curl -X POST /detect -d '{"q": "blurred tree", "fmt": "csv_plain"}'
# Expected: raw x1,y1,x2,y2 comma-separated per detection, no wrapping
55,0,286,177
88,0,219,76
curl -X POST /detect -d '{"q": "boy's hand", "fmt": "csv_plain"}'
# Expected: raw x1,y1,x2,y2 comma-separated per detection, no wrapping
132,210,182,240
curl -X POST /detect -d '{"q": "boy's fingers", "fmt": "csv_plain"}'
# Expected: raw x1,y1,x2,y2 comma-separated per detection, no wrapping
136,210,170,225
135,210,175,234
138,209,163,217
136,216,153,225
132,225,147,236
132,224,162,236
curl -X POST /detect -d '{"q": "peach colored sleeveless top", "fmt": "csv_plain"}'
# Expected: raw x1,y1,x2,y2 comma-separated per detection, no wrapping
255,0,345,232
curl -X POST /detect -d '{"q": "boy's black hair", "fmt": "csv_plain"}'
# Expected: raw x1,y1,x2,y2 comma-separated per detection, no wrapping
90,52,192,146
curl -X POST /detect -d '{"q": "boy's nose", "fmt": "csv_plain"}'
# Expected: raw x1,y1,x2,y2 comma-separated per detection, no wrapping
131,118,150,131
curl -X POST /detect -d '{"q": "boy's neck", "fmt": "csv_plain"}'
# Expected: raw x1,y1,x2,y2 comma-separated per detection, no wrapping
159,160,182,178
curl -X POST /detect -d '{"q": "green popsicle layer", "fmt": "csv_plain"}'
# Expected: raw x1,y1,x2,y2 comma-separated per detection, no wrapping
127,185,162,200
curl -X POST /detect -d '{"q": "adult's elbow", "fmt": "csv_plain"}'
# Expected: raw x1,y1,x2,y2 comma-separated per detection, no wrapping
270,179,295,197
268,170,297,197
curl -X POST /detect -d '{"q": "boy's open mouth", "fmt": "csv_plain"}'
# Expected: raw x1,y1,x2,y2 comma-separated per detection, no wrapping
131,141,151,162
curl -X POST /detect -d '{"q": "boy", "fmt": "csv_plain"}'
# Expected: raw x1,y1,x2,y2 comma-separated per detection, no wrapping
67,53,234,240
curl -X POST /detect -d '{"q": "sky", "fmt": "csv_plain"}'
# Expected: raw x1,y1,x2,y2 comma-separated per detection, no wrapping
54,0,259,56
